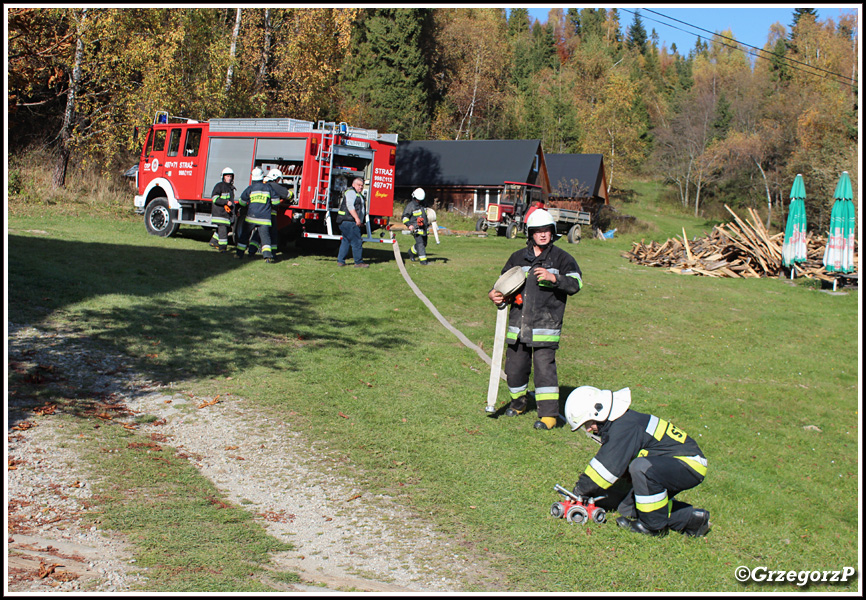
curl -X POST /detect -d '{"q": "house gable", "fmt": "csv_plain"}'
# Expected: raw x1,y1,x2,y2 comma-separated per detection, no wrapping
545,153,608,204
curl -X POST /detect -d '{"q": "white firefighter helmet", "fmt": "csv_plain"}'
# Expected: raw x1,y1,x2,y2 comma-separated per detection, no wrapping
265,168,282,182
251,167,264,181
221,167,234,176
564,386,632,432
412,187,426,202
525,209,556,231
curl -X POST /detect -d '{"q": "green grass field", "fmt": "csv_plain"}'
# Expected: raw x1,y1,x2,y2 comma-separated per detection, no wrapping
7,188,860,592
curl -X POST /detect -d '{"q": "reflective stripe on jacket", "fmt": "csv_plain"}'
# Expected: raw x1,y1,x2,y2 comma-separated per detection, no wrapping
238,182,273,226
401,200,428,234
336,188,365,224
575,409,707,496
500,242,582,348
210,181,235,223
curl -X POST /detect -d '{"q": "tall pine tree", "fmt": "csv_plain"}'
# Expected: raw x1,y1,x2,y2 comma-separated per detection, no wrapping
626,10,647,54
339,8,432,138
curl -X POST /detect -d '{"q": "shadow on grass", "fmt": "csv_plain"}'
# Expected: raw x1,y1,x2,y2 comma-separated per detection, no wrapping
6,233,411,428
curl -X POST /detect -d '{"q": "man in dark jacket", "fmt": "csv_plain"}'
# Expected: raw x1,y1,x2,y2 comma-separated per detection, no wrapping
235,167,276,263
209,167,236,252
564,385,711,537
487,209,583,430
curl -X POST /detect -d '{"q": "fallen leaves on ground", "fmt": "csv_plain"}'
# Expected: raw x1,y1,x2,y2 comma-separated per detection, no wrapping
198,396,220,409
38,561,62,579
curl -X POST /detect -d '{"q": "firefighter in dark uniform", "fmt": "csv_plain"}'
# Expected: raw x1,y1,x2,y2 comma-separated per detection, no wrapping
235,167,276,263
565,386,711,537
248,168,292,256
402,187,430,265
209,167,236,252
487,210,583,430
335,176,369,267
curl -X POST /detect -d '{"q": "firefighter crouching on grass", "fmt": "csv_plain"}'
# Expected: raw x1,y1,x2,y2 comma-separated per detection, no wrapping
235,167,276,263
565,386,711,537
402,187,430,265
487,209,583,431
209,167,236,252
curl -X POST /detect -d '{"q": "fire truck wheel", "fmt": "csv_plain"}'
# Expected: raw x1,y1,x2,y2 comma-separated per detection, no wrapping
475,217,488,232
550,502,565,519
566,505,589,524
567,224,582,244
145,198,179,237
505,222,519,239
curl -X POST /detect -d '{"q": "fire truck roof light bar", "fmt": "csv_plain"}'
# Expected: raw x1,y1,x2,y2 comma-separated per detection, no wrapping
209,118,315,133
153,111,201,125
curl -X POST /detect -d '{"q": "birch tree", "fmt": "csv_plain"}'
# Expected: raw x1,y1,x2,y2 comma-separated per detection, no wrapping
223,8,242,98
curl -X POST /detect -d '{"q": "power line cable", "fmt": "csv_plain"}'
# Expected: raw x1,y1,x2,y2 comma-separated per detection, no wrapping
642,7,858,84
620,8,857,87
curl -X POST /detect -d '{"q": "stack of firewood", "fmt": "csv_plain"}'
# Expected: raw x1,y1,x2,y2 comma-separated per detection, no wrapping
622,205,843,280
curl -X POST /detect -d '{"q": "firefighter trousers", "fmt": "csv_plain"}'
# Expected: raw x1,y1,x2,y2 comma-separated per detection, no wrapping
504,343,559,418
618,455,705,532
248,214,279,255
211,222,231,250
410,232,428,263
236,221,273,259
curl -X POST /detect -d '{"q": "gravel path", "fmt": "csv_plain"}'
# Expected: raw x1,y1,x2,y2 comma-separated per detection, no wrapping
6,322,506,593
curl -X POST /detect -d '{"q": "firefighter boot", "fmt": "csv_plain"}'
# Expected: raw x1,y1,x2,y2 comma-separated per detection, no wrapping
505,395,527,417
533,417,557,430
616,516,668,537
682,508,711,538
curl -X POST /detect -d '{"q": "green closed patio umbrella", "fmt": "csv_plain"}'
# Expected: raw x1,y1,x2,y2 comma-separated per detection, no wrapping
823,171,856,274
781,173,808,270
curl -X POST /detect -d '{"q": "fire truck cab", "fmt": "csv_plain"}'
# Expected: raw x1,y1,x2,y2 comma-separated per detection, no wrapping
132,111,398,245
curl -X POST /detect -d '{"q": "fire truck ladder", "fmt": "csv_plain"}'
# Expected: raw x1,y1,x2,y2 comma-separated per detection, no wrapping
314,121,337,235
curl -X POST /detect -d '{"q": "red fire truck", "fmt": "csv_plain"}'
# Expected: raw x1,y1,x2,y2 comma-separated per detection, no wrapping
132,111,398,246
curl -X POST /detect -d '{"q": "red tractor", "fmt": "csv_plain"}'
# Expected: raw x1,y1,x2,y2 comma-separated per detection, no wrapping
475,181,544,239
550,484,607,524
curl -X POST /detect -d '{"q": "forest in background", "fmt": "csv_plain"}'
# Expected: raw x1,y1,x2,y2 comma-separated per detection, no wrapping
6,7,859,230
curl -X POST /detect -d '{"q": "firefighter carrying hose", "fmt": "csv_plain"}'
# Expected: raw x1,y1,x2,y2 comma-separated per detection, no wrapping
402,187,430,265
487,210,583,430
209,167,236,252
564,386,711,537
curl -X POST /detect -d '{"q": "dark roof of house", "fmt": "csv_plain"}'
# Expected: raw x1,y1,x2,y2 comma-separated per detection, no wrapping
395,139,543,187
545,153,605,198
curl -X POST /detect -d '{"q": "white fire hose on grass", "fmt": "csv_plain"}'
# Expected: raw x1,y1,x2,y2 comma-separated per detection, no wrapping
391,239,502,379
